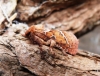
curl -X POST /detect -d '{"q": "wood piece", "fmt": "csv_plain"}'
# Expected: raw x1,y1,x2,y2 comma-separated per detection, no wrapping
0,38,34,76
28,0,100,37
0,27,100,76
17,0,86,21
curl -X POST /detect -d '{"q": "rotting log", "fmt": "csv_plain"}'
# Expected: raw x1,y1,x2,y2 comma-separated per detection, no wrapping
17,0,86,21
0,26,100,76
0,37,35,76
17,0,100,37
33,0,100,38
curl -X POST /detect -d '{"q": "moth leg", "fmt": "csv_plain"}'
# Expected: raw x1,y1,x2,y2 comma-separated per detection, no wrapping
28,33,35,43
62,49,68,56
29,33,45,59
39,46,45,59
46,39,56,55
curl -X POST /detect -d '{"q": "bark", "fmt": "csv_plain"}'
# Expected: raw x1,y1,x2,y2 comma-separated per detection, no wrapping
17,0,100,37
0,26,100,76
17,0,86,21
40,0,100,37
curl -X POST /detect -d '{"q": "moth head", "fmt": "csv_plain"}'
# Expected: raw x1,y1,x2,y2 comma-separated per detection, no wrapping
34,24,44,32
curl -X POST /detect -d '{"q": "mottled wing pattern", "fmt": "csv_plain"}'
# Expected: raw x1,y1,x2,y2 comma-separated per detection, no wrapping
25,25,79,55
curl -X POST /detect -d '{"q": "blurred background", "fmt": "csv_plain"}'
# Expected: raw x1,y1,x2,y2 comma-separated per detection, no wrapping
79,25,100,54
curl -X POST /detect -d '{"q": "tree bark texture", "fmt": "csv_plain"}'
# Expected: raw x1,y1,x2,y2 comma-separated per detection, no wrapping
0,27,100,76
17,0,100,37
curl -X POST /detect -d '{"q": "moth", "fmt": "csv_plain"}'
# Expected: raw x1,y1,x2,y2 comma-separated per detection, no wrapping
25,24,79,55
